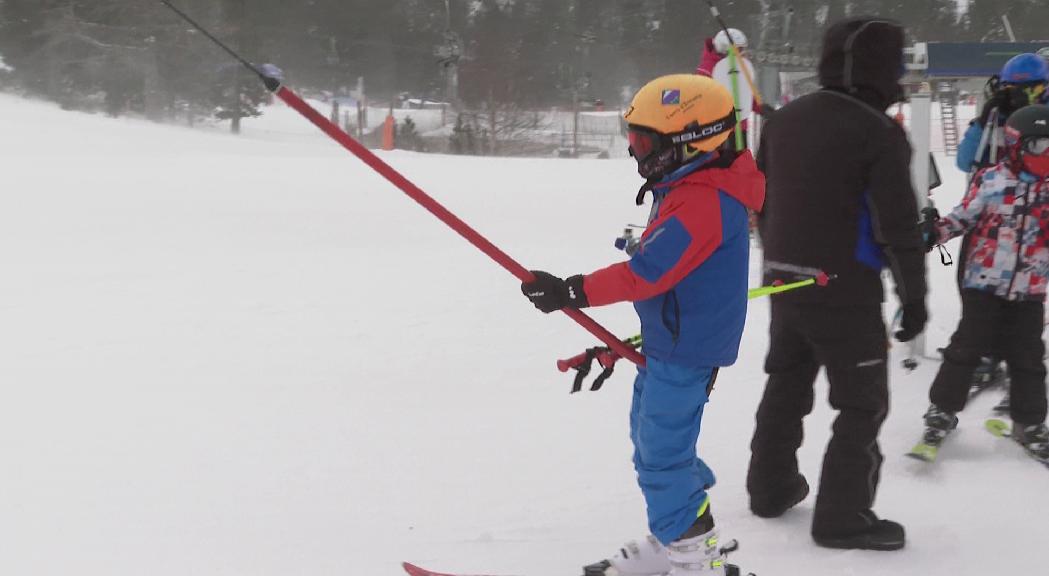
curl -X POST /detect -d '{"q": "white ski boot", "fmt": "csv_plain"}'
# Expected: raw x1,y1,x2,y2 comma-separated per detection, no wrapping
583,535,671,576
666,509,751,576
667,527,730,576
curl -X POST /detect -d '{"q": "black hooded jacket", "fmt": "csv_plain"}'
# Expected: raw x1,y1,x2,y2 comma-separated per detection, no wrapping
757,17,926,307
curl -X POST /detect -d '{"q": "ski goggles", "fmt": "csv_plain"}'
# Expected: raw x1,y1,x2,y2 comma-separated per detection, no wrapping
1017,137,1049,179
627,127,662,162
1021,83,1047,105
1003,82,1048,106
627,111,737,161
1022,136,1049,156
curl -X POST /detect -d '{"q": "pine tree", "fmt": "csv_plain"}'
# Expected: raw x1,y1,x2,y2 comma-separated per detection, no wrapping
660,0,706,77
459,0,516,106
965,0,1022,42
515,0,573,106
1010,0,1049,42
0,0,985,123
212,0,267,133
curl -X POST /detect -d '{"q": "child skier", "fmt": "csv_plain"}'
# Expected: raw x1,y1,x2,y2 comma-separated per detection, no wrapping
695,27,770,136
957,53,1049,173
695,28,748,77
955,53,1049,409
521,74,764,576
920,104,1049,465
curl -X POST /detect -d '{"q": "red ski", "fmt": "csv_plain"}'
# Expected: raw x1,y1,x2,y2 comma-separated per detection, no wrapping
402,562,517,576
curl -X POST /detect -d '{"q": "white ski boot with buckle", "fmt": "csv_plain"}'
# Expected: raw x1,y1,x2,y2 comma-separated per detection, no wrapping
582,534,671,576
668,527,731,576
667,507,752,576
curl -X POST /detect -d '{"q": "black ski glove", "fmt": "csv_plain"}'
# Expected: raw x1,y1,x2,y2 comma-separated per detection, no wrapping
977,92,1006,126
521,271,589,313
1003,85,1036,115
895,300,928,343
979,86,1032,126
919,206,941,252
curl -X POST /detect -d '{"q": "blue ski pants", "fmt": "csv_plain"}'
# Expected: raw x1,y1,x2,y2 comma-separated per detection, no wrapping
630,358,717,545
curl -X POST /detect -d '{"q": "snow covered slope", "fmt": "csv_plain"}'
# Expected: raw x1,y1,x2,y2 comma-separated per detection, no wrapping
0,93,1040,576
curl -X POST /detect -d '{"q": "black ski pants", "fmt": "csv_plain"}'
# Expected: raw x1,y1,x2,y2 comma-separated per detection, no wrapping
930,289,1047,425
747,302,889,537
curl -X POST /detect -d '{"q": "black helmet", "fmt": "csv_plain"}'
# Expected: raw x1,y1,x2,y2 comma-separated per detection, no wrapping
1004,104,1049,178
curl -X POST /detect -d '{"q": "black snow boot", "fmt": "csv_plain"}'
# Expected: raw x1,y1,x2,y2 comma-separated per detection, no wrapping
749,474,809,519
812,511,905,551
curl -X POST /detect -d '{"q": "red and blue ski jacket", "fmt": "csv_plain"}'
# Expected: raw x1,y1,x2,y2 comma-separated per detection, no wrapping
695,38,723,77
934,164,1049,302
583,152,766,367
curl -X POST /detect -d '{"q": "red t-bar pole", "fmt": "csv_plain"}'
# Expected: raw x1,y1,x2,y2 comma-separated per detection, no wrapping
155,0,644,368
274,86,646,368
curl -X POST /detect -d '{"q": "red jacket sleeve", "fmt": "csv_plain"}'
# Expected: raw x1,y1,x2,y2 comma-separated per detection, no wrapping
583,188,723,306
695,38,722,77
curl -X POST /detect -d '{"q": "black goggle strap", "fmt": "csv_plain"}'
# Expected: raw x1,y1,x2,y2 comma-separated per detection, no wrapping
628,110,738,157
667,110,738,148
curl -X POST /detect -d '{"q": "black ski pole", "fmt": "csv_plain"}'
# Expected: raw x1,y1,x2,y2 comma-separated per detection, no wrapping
702,0,764,109
704,0,735,42
157,0,280,92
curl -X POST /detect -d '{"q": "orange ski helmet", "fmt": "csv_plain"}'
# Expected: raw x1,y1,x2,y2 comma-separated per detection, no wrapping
624,74,736,180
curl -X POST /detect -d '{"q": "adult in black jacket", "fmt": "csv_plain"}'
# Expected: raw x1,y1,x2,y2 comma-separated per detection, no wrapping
746,17,928,551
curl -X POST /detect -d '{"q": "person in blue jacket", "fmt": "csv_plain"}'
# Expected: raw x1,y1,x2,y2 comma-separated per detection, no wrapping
957,53,1049,173
521,74,765,576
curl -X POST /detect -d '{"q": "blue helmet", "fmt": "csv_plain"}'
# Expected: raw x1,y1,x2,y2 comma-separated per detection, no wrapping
1001,53,1049,85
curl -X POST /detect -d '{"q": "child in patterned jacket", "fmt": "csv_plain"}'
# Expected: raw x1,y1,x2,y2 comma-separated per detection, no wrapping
921,104,1049,464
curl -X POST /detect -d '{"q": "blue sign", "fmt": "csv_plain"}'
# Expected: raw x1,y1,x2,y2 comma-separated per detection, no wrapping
926,42,1049,78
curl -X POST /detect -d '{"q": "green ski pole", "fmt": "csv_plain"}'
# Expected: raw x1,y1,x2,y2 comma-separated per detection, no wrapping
557,272,833,373
747,278,816,299
727,47,745,151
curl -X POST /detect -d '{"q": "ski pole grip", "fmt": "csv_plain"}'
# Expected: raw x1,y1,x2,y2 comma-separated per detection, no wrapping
557,351,590,373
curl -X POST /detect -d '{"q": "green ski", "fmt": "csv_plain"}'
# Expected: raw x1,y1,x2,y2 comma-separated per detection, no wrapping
906,442,940,462
985,418,1049,469
985,418,1012,438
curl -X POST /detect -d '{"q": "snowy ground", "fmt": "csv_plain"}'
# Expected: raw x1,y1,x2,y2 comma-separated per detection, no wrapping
0,93,1041,576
